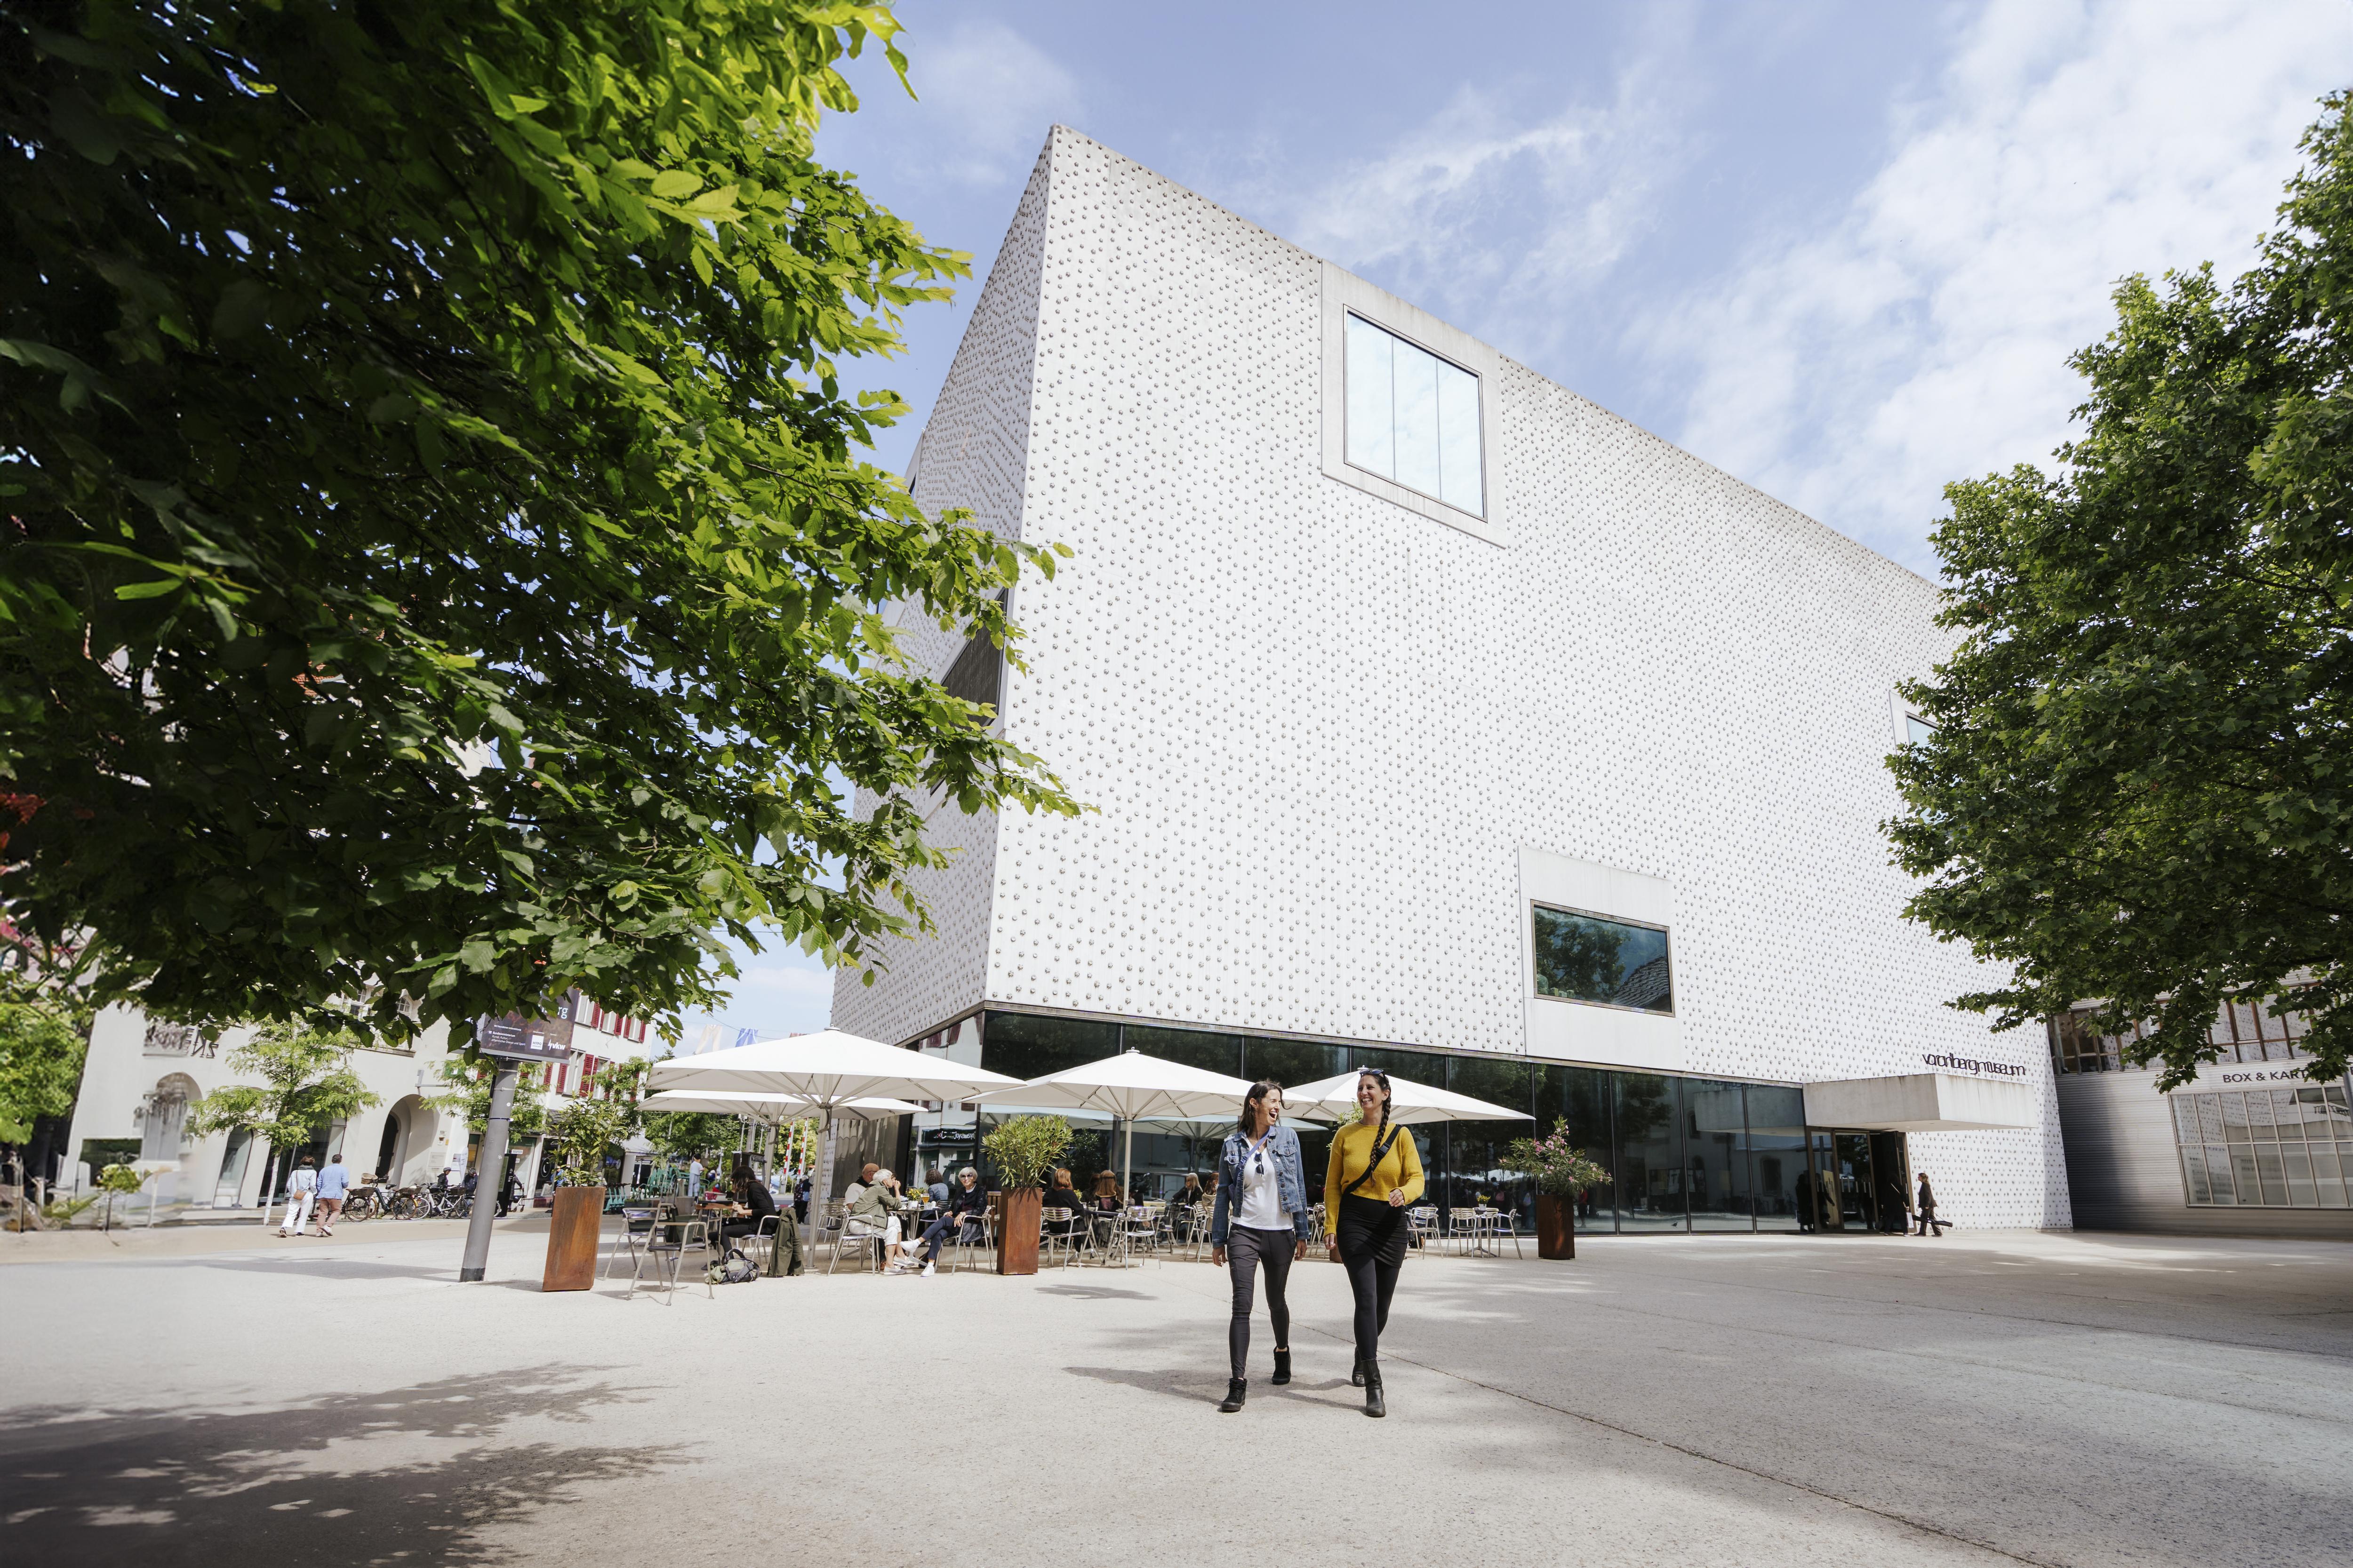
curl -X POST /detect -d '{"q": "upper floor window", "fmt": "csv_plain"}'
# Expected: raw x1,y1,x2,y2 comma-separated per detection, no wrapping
1903,713,1937,746
1345,313,1484,517
1533,905,1673,1015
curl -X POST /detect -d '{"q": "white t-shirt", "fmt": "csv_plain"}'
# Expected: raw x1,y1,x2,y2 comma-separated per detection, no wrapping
1235,1137,1289,1232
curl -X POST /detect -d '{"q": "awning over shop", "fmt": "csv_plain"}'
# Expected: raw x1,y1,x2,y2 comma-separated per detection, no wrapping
1802,1072,2033,1132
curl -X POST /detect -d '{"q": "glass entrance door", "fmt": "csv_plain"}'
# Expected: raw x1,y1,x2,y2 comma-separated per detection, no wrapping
1802,1131,1910,1233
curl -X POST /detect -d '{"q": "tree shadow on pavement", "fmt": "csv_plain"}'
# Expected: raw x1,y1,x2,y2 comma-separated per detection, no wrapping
0,1366,687,1567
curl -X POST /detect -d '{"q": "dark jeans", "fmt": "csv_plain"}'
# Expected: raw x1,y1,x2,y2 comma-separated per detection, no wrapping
1225,1226,1295,1380
920,1213,976,1263
1336,1196,1406,1368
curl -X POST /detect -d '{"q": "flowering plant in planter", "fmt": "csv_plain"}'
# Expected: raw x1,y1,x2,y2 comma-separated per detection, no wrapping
1502,1131,1609,1197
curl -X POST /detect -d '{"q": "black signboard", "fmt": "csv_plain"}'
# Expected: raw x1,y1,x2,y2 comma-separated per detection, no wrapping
476,1014,575,1063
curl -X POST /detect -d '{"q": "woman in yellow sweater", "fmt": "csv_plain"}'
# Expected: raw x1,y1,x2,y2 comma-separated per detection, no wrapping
1323,1068,1423,1418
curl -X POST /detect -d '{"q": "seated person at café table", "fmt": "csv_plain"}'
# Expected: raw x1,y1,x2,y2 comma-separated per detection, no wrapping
894,1164,987,1276
843,1162,878,1209
714,1162,778,1252
844,1168,906,1257
1174,1173,1207,1209
1041,1168,1087,1241
1092,1171,1124,1211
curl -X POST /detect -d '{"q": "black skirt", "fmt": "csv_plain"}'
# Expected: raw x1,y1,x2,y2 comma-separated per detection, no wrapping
1335,1194,1409,1268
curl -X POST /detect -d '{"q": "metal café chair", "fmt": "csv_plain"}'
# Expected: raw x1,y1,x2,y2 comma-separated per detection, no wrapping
627,1216,712,1303
1119,1205,1159,1267
603,1204,659,1281
1407,1206,1439,1255
1485,1206,1525,1260
1039,1205,1081,1269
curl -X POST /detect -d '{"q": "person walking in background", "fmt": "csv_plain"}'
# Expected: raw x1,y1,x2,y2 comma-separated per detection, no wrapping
1915,1172,1947,1236
280,1156,319,1237
1211,1080,1311,1413
1326,1069,1424,1418
312,1154,351,1236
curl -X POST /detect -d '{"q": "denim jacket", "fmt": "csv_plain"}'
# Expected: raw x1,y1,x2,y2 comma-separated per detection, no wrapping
1210,1124,1311,1245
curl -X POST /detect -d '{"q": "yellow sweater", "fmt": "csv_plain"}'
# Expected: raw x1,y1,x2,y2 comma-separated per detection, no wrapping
1324,1121,1426,1217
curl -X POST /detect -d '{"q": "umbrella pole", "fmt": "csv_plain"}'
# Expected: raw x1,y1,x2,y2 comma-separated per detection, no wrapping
816,1107,839,1263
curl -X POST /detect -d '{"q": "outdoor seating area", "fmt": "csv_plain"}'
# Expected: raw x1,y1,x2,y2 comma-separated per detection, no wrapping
559,1028,1551,1303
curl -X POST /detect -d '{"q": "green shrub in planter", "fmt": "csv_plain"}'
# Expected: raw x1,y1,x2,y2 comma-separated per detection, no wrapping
981,1115,1073,1189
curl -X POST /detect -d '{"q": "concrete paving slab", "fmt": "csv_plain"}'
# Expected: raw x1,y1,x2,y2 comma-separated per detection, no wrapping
1,1226,2345,1567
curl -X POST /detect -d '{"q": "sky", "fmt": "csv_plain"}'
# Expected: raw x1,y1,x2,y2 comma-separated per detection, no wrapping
684,0,2353,1047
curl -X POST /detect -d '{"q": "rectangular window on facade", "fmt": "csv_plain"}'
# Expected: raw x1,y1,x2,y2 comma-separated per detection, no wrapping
1345,312,1484,517
2169,1084,2353,1208
1532,905,1673,1014
1904,714,1937,746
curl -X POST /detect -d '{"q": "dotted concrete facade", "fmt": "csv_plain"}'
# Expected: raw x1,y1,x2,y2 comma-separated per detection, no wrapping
834,128,2071,1230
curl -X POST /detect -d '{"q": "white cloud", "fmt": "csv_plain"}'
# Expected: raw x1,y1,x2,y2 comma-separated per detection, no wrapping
1271,22,1696,360
1651,0,2353,571
892,18,1083,186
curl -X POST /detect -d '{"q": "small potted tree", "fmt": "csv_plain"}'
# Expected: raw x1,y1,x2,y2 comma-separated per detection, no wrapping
539,1062,643,1291
980,1114,1072,1277
1503,1131,1610,1259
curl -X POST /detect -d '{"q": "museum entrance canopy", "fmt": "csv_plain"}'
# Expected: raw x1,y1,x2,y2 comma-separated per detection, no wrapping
1802,1073,2033,1133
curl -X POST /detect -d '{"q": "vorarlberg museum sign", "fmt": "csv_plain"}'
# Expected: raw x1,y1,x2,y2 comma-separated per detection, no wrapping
1921,1051,2030,1079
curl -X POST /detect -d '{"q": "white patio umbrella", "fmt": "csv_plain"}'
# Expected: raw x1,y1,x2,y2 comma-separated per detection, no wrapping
638,1089,920,1123
1284,1070,1535,1126
972,1048,1257,1203
646,1030,1020,1234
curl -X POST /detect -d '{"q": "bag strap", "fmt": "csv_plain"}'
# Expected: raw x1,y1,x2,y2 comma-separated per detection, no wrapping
1341,1123,1404,1201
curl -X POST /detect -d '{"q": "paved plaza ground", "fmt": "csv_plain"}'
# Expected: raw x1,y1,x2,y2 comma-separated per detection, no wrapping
2,1219,2347,1567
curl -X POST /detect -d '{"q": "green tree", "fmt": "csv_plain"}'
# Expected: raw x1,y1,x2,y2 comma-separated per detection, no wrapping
644,1109,744,1169
0,0,1076,1047
1889,95,2353,1089
0,997,88,1145
428,1054,549,1143
187,1022,381,1194
542,1059,644,1185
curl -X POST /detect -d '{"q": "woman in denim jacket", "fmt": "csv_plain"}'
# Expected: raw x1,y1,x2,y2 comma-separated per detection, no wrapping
1209,1080,1311,1412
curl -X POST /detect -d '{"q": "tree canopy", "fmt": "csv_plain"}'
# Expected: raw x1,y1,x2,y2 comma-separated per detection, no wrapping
0,997,87,1144
0,0,1074,1045
187,1021,380,1152
1889,95,2353,1088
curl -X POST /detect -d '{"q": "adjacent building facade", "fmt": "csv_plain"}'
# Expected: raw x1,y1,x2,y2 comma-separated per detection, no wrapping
60,992,661,1210
834,128,2066,1235
2051,998,2353,1238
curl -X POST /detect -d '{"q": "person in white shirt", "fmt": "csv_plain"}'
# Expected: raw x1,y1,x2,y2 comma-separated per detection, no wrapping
280,1156,320,1237
313,1155,352,1235
1209,1081,1311,1413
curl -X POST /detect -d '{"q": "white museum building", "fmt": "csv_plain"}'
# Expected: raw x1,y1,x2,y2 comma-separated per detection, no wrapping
832,128,2065,1237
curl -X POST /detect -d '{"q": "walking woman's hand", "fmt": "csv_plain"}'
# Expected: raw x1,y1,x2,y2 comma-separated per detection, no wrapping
1327,1241,1340,1263
1294,1237,1309,1261
1387,1188,1407,1207
1211,1246,1226,1267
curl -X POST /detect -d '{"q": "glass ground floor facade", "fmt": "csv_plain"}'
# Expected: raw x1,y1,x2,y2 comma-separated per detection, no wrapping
915,1009,1917,1236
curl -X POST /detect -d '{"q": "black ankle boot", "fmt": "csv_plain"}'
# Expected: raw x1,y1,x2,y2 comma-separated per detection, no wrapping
1362,1360,1385,1418
1351,1353,1365,1388
1271,1350,1291,1385
1218,1378,1247,1413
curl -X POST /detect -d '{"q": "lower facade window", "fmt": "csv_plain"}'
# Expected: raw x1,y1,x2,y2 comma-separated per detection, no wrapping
1532,906,1673,1014
2171,1084,2353,1207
